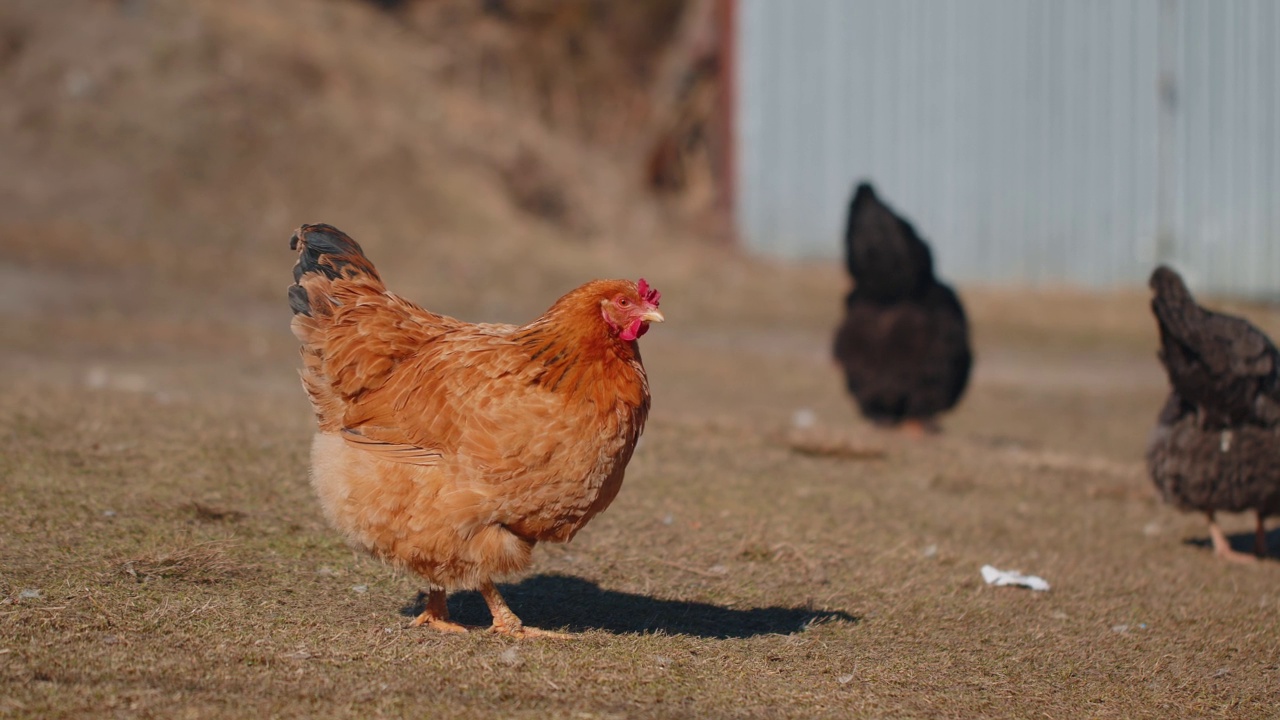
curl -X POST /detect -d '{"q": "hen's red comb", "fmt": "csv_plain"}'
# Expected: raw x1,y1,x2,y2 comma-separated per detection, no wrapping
637,278,661,306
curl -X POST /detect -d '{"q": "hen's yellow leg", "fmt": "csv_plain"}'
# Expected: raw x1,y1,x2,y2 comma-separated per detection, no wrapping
1207,513,1258,564
409,588,468,633
480,581,573,639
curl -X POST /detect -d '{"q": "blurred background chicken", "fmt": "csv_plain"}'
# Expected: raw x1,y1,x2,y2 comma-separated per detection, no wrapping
288,224,663,637
1145,266,1280,563
832,182,972,435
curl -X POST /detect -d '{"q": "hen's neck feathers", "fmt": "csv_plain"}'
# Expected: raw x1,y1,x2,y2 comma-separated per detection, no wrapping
513,287,648,408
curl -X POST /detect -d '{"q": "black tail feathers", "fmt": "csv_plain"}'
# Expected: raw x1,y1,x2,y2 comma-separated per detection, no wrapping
1149,265,1198,322
288,224,382,317
852,181,878,206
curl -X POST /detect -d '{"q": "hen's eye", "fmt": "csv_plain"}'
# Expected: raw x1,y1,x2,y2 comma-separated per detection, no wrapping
618,298,631,307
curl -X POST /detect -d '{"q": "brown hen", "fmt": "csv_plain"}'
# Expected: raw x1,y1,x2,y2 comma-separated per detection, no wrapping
288,224,662,637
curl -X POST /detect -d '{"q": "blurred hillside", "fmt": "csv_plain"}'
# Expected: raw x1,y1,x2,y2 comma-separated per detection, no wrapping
0,0,735,322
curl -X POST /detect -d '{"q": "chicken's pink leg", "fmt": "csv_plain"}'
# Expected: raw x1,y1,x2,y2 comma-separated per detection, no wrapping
1207,513,1258,564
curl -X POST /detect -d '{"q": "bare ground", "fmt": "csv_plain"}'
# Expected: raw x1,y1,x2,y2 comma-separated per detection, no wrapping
4,249,1280,719
3,1,1280,718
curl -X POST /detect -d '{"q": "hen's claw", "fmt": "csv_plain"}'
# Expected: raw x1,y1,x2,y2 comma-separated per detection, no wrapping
411,616,470,633
488,624,576,640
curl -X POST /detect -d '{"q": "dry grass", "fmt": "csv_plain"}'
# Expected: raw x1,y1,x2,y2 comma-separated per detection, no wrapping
115,541,244,585
3,245,1280,718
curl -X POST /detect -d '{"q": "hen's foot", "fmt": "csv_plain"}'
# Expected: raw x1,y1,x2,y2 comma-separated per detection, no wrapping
1209,517,1259,564
480,580,575,640
488,624,576,640
1214,546,1260,565
897,418,938,438
409,588,470,633
410,615,470,633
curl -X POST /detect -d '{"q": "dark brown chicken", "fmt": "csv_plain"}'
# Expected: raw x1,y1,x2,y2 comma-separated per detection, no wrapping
832,182,971,434
289,224,663,636
1146,266,1280,562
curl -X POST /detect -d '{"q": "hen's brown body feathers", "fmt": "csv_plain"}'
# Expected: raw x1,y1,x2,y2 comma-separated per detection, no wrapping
288,224,660,633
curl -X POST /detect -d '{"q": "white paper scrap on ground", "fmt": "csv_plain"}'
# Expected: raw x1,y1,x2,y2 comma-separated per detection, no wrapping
981,565,1050,592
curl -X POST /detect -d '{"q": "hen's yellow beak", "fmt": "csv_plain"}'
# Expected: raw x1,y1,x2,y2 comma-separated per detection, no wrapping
641,309,665,323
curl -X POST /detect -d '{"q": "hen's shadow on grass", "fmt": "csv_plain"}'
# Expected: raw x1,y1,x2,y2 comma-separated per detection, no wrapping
400,574,857,639
1183,527,1280,561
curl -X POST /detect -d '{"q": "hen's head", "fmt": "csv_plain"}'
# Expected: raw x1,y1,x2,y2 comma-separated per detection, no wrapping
599,278,664,341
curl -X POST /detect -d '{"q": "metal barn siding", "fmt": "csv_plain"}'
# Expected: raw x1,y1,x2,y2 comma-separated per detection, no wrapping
734,0,1280,296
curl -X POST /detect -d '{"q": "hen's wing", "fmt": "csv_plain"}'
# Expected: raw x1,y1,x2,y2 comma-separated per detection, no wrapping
843,182,935,301
319,296,479,465
338,323,590,469
288,225,566,466
1149,265,1280,427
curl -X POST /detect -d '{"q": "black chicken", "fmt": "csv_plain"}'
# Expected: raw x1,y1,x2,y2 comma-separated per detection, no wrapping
1146,265,1280,562
832,182,972,434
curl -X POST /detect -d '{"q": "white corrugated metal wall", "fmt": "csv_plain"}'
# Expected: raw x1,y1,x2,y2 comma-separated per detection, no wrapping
734,0,1280,296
